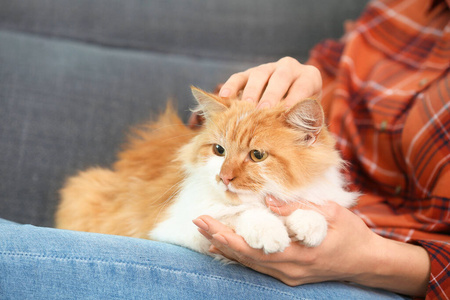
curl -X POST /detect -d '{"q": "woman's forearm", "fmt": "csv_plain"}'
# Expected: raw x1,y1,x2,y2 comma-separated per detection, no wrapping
195,202,432,298
353,234,431,297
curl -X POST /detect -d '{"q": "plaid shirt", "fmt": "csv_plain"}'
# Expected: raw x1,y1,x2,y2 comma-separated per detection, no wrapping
308,0,450,298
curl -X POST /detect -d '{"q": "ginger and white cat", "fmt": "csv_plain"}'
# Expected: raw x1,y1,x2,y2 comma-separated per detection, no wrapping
56,87,358,256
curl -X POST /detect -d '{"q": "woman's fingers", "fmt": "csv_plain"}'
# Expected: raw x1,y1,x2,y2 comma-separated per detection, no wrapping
219,72,249,99
265,196,323,217
193,215,231,234
284,65,322,106
193,215,304,264
193,216,269,261
257,64,295,108
194,215,252,255
218,57,322,109
240,64,274,105
193,216,256,262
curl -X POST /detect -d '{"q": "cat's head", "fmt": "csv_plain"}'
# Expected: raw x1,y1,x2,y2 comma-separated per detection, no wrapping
180,87,342,205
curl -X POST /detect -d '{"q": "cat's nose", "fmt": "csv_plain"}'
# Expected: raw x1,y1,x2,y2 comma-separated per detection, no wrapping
220,173,235,186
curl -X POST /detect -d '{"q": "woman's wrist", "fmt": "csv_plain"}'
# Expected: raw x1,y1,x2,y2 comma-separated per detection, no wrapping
351,232,430,297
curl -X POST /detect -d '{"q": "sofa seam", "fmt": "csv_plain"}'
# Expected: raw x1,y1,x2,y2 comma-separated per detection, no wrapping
0,27,275,65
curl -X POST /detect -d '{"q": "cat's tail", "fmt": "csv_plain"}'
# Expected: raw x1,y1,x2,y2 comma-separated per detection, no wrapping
126,101,187,142
56,167,124,233
114,102,197,179
152,101,184,129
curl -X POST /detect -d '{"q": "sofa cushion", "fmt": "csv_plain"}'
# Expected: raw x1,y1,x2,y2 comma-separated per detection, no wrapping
0,0,368,63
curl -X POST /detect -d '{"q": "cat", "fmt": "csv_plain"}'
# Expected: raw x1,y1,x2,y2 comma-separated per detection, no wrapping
56,87,358,256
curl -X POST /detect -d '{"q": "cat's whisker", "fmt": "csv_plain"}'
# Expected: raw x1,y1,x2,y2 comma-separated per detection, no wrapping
151,180,186,223
153,191,177,223
147,180,184,207
293,199,325,213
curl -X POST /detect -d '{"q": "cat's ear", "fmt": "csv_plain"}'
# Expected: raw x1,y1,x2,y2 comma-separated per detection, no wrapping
191,86,229,119
285,99,324,146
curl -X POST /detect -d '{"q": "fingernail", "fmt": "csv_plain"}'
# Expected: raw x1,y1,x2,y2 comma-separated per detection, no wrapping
244,97,253,103
266,195,275,204
257,102,270,109
197,228,213,240
212,234,228,245
192,218,209,231
265,195,284,207
209,245,221,255
219,88,230,98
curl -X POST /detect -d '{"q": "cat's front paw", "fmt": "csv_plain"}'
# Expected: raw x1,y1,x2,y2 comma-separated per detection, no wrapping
235,209,290,254
286,209,328,247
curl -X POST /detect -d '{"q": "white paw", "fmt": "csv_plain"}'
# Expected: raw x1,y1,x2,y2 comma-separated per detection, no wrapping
286,209,328,247
235,209,290,254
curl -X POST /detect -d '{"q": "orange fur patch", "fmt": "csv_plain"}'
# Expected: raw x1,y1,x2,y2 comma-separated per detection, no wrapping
56,105,196,238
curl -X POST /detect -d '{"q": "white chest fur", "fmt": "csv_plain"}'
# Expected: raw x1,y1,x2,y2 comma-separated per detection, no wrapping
149,157,358,254
149,156,260,253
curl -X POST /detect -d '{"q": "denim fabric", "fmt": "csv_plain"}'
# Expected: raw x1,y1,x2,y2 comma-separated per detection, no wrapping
0,219,410,299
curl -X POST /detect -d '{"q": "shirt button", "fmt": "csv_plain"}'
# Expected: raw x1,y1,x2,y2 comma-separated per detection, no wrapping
380,120,388,132
419,78,428,87
395,185,402,195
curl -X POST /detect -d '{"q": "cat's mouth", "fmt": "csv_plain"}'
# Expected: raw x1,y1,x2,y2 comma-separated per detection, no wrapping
215,174,259,204
224,189,240,204
219,181,236,193
216,174,239,193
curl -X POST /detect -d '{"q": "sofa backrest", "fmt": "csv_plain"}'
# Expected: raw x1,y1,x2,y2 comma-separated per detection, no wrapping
0,0,368,63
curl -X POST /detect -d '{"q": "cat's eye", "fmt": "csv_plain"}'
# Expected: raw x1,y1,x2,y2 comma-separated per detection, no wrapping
213,144,226,156
250,150,268,162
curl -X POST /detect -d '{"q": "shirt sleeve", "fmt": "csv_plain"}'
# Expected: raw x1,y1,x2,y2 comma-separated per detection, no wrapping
415,240,450,300
306,39,345,119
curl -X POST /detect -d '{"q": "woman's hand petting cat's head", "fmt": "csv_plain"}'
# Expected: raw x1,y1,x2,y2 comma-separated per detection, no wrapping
218,57,322,109
189,58,322,128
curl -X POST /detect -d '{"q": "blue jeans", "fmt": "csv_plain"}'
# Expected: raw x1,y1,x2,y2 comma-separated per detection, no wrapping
0,219,409,299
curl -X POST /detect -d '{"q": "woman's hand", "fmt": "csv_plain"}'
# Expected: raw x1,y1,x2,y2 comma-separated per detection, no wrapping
188,57,321,128
193,198,430,297
219,56,322,109
194,200,375,286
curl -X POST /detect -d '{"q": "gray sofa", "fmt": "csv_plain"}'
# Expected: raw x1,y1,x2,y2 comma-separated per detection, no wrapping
0,0,368,228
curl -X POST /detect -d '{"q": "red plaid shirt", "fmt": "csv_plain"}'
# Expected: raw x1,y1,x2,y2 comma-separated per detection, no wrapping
308,0,450,298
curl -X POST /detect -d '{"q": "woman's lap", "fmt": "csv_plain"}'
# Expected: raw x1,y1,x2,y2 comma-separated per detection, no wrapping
0,218,409,299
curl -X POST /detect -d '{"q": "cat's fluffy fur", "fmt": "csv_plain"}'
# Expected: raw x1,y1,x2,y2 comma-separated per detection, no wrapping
56,87,358,255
